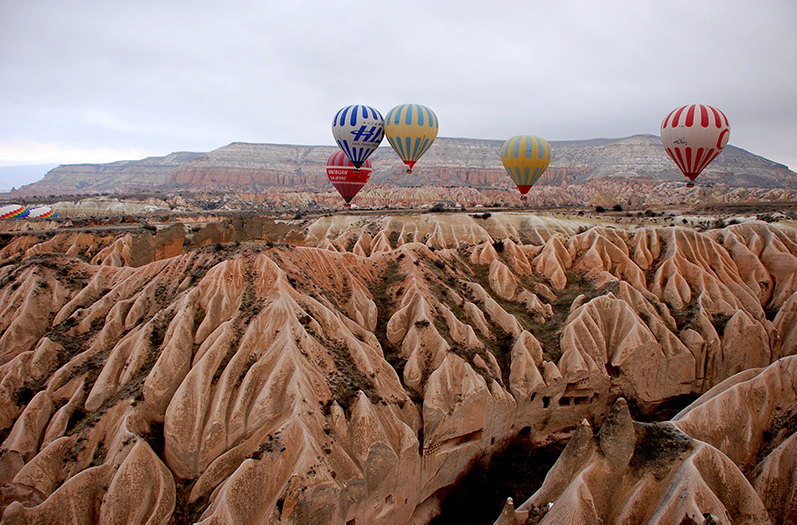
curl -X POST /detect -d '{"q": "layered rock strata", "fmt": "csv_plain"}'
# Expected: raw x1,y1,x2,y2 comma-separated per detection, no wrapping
13,136,797,200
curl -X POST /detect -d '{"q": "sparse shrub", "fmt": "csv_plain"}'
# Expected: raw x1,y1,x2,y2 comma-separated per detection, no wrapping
595,205,606,213
193,307,206,333
612,204,623,212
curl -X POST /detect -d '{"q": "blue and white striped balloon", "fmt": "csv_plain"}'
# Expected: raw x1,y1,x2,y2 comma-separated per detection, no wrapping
331,105,384,168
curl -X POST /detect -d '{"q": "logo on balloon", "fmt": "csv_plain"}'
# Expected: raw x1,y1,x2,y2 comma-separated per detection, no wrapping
331,105,385,169
350,125,382,143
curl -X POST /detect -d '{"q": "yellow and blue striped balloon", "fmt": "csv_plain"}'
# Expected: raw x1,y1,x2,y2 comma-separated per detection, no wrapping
384,103,439,173
501,135,552,200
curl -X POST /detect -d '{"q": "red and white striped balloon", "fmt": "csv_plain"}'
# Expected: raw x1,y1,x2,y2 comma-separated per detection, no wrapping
326,150,371,207
660,104,730,187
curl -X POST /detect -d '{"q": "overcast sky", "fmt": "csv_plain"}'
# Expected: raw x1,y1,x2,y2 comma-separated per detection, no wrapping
1,0,795,189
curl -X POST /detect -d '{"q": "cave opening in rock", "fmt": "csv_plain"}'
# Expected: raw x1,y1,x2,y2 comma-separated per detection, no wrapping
629,393,700,423
429,432,566,525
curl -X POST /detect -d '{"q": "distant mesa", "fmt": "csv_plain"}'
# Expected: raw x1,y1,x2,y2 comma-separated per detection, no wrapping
8,135,797,200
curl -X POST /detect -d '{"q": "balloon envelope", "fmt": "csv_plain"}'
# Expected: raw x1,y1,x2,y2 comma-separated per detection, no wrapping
0,204,28,219
660,104,730,187
331,105,384,169
384,104,438,173
501,135,552,199
326,150,371,207
27,206,57,218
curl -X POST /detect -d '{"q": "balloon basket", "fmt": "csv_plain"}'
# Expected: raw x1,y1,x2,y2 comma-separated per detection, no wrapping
406,169,412,174
344,203,352,208
686,182,695,188
520,195,528,201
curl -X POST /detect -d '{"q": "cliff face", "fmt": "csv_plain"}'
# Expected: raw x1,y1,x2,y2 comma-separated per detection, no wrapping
0,213,794,523
171,143,333,190
22,151,204,194
499,356,797,525
14,136,797,198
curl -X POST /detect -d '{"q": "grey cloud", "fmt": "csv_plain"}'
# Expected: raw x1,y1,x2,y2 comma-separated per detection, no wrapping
1,0,795,169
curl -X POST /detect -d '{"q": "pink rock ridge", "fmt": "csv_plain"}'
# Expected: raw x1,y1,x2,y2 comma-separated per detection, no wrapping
499,355,797,524
0,213,793,523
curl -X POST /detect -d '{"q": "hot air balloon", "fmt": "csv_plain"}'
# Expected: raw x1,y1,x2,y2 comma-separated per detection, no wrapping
27,206,57,218
501,135,552,200
660,104,730,188
384,103,438,173
326,150,371,208
0,204,29,219
331,105,384,169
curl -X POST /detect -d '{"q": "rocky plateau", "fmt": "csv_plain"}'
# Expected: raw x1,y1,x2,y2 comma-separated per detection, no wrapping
10,136,797,212
0,209,795,524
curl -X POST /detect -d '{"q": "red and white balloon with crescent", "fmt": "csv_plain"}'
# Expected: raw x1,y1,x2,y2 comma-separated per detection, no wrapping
660,104,730,187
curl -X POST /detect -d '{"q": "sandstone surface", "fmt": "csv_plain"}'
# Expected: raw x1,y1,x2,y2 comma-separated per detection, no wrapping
500,355,797,524
0,212,793,523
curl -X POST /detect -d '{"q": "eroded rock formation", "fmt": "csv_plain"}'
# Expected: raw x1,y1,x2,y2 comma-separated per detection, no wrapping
0,212,794,523
500,355,797,524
